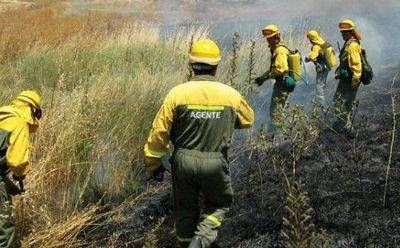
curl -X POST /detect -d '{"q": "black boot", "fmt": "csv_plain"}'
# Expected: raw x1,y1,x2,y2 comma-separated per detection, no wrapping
188,237,202,248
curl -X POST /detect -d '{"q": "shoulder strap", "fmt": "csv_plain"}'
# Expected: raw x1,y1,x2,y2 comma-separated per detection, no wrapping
321,42,331,49
276,44,292,53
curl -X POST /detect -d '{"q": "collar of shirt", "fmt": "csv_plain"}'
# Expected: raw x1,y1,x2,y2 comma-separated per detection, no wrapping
190,74,217,82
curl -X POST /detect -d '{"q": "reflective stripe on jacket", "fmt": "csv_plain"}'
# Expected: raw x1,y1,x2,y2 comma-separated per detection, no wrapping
144,75,254,171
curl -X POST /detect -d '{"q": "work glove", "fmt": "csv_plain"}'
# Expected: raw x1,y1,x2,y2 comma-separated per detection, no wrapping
336,68,350,80
2,175,23,195
340,69,350,79
284,75,296,88
12,174,25,193
12,174,25,182
152,166,165,182
254,76,266,86
254,71,270,86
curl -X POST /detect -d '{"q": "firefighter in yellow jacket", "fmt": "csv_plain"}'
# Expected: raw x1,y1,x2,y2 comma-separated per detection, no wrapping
144,39,254,248
334,19,363,134
0,90,42,248
254,24,296,135
305,30,335,106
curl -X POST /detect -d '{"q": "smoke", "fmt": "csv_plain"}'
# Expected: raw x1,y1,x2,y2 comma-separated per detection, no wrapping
68,0,399,66
67,0,399,129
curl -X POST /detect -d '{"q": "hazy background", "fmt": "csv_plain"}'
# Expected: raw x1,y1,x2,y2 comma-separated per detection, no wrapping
67,0,399,64
67,0,400,127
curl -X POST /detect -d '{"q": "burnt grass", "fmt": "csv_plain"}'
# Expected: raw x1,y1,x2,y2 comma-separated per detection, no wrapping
90,68,400,248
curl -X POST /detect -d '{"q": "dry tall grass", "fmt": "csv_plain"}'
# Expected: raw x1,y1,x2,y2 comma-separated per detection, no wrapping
0,1,122,63
0,2,315,246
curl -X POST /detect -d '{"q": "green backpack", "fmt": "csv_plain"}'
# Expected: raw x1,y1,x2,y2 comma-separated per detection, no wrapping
360,48,373,85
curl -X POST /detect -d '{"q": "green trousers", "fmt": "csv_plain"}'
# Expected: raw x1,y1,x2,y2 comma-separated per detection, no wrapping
171,149,233,248
269,79,291,135
0,177,14,248
333,78,359,131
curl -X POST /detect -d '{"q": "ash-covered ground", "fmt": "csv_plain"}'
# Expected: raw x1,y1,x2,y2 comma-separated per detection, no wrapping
88,66,400,247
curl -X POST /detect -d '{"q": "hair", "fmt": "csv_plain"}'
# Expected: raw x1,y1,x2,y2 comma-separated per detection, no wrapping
191,63,217,76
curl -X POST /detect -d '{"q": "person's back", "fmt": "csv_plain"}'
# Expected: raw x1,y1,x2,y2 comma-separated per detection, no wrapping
144,39,254,248
168,75,252,154
0,90,42,248
0,111,29,177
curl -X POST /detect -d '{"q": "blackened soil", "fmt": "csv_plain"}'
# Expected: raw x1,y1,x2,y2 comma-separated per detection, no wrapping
91,69,400,248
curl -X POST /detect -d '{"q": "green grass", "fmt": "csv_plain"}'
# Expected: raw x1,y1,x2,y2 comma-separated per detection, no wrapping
0,11,313,245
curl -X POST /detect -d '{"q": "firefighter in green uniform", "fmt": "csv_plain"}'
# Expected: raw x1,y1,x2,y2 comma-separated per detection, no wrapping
0,90,42,248
305,30,335,106
254,24,296,136
334,19,363,134
143,39,254,248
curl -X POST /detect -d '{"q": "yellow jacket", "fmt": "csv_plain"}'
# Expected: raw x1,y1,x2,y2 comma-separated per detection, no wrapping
307,32,325,62
144,75,254,171
0,100,33,177
340,39,362,85
308,45,323,62
346,40,362,82
269,43,290,78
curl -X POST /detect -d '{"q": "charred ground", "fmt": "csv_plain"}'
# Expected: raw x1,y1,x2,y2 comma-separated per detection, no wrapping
89,67,400,247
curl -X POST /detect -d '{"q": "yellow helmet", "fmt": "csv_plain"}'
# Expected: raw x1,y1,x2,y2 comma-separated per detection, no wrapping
306,30,325,46
339,18,362,40
189,39,221,66
339,19,356,31
262,24,280,38
16,90,42,109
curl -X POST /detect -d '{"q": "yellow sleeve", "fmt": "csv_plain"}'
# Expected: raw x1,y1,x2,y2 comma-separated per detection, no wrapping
308,45,321,61
235,95,255,129
347,42,362,81
143,89,176,171
7,122,30,177
271,46,289,77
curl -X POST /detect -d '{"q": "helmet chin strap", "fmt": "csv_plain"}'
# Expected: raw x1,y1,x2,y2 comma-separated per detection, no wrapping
30,105,42,121
192,63,213,71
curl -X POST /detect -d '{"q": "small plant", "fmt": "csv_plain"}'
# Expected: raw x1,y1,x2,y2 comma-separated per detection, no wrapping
281,177,314,248
228,32,240,87
275,102,320,176
247,40,256,87
186,34,194,81
383,72,399,207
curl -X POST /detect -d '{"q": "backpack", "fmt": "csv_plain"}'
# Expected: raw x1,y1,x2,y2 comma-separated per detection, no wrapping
278,45,303,82
0,128,10,176
322,42,337,68
360,48,373,85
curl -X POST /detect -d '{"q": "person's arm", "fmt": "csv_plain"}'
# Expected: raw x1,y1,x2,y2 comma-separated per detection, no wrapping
270,47,289,78
7,121,30,177
235,95,254,129
308,45,321,62
347,42,362,88
143,90,175,172
254,71,271,86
